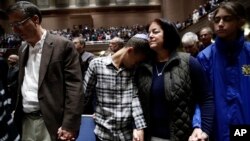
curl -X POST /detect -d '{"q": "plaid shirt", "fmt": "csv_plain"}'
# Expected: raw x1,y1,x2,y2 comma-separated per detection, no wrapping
83,55,146,141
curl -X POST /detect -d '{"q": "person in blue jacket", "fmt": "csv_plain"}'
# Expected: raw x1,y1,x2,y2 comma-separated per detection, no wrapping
196,1,250,141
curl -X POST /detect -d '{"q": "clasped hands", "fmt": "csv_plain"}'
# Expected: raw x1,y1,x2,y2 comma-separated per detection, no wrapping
133,129,144,141
189,128,208,141
57,127,76,141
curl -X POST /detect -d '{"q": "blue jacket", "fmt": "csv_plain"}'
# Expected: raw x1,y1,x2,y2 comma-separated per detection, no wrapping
197,33,250,141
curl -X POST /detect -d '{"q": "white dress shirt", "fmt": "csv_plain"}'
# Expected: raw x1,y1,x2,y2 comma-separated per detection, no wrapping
21,30,47,113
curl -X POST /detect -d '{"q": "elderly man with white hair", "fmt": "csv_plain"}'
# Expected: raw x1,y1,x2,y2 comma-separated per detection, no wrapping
181,32,200,57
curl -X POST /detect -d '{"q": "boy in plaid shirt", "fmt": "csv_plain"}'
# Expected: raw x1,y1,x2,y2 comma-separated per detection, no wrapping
83,34,151,141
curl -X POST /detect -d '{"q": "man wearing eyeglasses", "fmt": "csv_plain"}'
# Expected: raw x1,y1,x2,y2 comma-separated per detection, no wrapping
198,26,214,51
6,1,83,141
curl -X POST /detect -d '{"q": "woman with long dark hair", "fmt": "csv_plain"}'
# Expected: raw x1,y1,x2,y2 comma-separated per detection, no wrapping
136,18,214,141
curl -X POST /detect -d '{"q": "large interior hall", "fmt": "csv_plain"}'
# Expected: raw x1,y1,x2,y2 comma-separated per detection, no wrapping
0,0,249,56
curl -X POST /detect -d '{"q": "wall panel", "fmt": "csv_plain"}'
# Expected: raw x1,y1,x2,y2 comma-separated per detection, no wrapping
92,12,160,27
42,15,93,30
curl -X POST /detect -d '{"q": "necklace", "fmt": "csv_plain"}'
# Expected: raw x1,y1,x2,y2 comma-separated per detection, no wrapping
155,62,168,76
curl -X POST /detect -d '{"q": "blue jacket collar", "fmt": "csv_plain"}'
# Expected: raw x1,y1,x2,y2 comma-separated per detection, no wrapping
215,31,245,55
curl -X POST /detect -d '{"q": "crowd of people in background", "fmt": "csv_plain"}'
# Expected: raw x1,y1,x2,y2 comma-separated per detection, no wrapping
0,0,234,51
175,0,225,31
0,24,147,49
1,0,250,141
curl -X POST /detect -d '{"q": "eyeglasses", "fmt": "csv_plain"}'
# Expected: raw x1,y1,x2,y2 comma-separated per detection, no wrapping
200,34,210,38
10,17,31,28
73,41,80,44
213,15,237,24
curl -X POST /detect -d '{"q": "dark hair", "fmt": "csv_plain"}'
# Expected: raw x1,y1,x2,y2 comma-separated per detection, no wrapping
147,18,181,52
78,37,86,47
125,36,151,57
213,1,246,20
6,1,42,24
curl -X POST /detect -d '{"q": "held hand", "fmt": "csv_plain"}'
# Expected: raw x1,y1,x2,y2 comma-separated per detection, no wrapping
189,128,208,141
57,127,76,141
133,129,144,141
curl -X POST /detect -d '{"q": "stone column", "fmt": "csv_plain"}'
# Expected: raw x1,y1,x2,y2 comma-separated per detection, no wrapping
149,0,160,5
50,0,56,8
115,0,130,5
89,0,95,6
76,0,91,6
110,0,116,5
95,0,110,6
69,0,76,7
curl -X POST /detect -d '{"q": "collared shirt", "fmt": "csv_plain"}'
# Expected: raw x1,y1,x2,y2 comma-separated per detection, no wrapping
21,30,47,113
81,51,94,62
83,55,146,141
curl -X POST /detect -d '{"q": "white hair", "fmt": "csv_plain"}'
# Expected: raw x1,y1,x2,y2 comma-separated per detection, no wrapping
181,32,198,45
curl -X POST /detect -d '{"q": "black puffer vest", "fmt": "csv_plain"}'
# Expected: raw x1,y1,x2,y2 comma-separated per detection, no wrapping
136,52,195,141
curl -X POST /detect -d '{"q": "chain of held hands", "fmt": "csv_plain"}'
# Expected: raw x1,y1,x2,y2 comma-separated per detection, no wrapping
57,116,205,141
57,127,76,141
57,127,144,141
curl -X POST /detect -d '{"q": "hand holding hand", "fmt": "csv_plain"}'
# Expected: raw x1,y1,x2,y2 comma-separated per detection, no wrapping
188,128,208,141
133,129,144,141
57,127,76,141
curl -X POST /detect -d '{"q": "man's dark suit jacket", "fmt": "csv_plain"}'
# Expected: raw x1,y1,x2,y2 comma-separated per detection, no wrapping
14,33,84,140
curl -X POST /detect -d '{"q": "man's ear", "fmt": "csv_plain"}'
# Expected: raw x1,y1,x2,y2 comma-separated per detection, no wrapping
32,15,40,24
127,46,134,54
